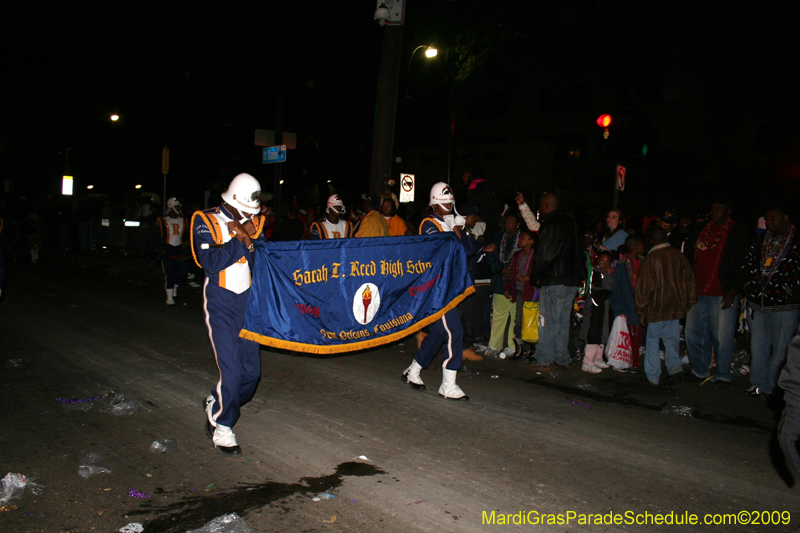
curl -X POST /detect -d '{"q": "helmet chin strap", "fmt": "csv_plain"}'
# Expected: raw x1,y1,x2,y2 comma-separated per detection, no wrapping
224,202,253,223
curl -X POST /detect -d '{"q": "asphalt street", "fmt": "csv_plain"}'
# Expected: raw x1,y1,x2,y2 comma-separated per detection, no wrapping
1,252,799,533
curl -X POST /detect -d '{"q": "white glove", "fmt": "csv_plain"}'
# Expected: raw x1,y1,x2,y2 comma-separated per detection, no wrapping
472,221,486,237
453,215,467,228
442,214,456,231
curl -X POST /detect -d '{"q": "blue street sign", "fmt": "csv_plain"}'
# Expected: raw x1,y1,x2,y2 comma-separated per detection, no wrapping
262,145,287,164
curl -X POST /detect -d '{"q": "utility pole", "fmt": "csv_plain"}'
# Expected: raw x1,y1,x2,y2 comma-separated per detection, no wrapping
369,24,404,196
273,1,285,216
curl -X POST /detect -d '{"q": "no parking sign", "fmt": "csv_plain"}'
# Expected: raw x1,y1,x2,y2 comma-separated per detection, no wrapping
616,165,626,191
399,174,415,203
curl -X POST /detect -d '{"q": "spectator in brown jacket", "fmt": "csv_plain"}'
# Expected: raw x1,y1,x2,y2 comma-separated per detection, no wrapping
636,227,699,385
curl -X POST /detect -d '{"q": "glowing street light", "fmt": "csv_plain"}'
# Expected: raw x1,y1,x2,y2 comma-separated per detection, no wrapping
135,184,142,189
110,114,119,121
87,185,94,190
424,47,438,58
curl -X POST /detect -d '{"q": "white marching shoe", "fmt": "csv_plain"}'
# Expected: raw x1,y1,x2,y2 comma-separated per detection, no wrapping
402,360,426,390
438,369,469,401
166,289,175,306
212,424,242,457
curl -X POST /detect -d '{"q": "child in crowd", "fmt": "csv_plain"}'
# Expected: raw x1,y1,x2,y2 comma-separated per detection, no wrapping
579,250,614,373
610,235,646,371
486,212,522,357
504,229,536,359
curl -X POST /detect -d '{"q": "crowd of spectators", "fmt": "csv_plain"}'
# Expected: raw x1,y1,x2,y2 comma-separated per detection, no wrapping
2,174,799,399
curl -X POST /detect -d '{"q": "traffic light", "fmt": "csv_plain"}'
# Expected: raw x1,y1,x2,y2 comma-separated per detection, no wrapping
596,114,614,157
596,114,612,128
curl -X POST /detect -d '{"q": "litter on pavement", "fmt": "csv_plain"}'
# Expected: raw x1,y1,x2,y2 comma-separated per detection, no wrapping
661,405,695,417
187,512,255,533
128,488,150,498
78,453,112,479
119,523,144,533
1,473,45,504
149,439,178,453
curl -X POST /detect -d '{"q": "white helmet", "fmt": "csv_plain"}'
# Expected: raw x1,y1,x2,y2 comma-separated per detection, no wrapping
221,173,261,215
326,194,346,214
166,197,181,210
429,182,455,210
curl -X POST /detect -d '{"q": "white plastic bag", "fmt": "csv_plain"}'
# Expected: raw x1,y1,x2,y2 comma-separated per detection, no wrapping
605,314,632,370
0,473,44,504
187,513,254,533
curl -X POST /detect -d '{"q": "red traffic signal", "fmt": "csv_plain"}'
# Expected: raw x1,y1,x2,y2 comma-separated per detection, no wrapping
596,114,612,128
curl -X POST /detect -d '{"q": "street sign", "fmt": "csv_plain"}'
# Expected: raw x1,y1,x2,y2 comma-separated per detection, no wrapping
162,146,170,175
616,164,626,191
399,173,415,203
262,145,287,164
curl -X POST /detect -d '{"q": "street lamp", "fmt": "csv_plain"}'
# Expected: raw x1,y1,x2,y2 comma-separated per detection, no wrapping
405,44,456,183
406,45,438,99
110,114,119,122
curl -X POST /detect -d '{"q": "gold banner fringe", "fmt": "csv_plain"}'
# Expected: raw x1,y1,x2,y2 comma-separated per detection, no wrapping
239,285,475,354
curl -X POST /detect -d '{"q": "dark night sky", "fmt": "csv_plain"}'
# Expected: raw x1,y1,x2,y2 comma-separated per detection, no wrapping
2,1,799,213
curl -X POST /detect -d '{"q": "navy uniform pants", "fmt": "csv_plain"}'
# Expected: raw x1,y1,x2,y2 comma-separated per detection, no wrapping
203,283,261,428
414,308,463,371
162,244,188,289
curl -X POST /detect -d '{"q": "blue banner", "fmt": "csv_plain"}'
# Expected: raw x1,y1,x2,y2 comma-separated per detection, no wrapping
239,233,474,353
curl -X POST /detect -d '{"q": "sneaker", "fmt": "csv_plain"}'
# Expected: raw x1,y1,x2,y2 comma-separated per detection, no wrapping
612,366,629,373
581,363,602,373
748,387,771,397
511,338,524,358
681,355,690,365
594,360,610,369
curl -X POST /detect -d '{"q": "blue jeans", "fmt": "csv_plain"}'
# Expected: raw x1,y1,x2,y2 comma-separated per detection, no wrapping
534,284,577,365
748,308,800,393
644,320,682,385
685,294,740,382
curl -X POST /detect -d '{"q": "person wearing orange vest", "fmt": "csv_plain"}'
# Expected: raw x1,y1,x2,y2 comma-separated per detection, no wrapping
381,198,412,236
155,197,192,305
191,174,266,457
309,194,353,239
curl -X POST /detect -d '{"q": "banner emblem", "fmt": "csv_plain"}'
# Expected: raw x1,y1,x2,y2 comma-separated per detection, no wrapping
353,283,381,325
